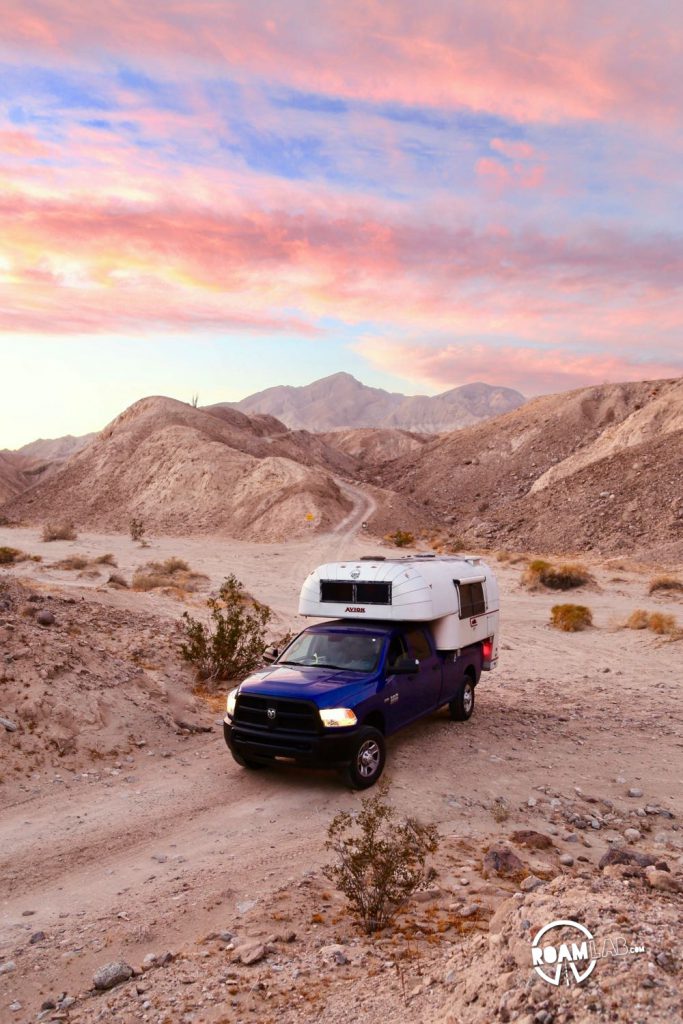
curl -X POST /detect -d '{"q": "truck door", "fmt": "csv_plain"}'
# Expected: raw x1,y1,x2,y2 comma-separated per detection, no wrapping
404,626,443,711
383,627,442,730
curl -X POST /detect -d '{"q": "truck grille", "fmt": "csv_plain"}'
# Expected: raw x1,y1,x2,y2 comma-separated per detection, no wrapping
234,693,320,735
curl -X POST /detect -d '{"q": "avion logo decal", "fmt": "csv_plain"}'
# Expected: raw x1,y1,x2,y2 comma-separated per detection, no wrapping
345,606,366,613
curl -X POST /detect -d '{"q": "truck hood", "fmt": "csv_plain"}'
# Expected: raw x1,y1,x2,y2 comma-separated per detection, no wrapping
239,664,377,705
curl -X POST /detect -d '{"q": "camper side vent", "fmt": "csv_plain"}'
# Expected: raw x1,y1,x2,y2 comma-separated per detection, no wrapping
320,580,392,605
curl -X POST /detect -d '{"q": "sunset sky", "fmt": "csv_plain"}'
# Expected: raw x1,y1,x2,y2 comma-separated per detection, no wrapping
1,1,682,446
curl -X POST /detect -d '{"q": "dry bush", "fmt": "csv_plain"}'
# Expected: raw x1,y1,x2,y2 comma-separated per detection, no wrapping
107,573,129,588
180,574,271,682
490,797,510,823
550,604,593,632
323,787,439,934
385,529,415,548
523,559,593,591
55,555,89,570
626,609,650,630
133,557,202,592
42,521,77,542
129,517,145,543
648,612,677,635
624,610,678,635
649,575,683,596
0,546,23,565
95,553,117,566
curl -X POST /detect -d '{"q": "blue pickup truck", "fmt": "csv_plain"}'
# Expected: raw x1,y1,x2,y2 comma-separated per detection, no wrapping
224,555,500,788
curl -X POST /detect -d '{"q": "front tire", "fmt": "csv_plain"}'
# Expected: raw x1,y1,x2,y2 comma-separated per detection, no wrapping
449,677,475,721
344,727,386,789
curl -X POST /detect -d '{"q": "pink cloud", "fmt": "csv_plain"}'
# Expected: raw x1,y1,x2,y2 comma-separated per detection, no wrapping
1,2,682,128
1,193,682,346
0,129,53,158
358,337,683,396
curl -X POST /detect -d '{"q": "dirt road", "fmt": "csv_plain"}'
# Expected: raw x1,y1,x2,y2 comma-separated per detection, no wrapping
1,503,682,1021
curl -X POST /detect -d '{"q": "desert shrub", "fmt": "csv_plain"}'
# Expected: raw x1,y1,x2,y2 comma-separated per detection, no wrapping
55,556,89,570
490,797,509,823
129,517,145,543
42,521,77,542
0,546,21,565
626,609,650,630
133,557,201,592
550,604,593,632
647,612,677,635
386,529,415,548
95,553,117,566
649,575,683,596
524,560,593,591
323,788,439,934
107,573,129,588
624,610,678,635
180,574,271,682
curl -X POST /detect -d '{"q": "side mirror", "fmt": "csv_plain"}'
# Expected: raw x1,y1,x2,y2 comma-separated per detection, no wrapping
263,645,278,664
390,655,420,675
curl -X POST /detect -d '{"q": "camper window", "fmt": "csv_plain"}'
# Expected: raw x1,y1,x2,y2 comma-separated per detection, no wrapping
320,580,392,605
456,581,486,618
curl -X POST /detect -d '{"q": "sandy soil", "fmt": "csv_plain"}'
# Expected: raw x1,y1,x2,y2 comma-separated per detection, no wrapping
1,494,682,1023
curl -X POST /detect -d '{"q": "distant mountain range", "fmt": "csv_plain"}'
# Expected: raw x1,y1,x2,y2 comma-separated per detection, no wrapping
216,372,525,433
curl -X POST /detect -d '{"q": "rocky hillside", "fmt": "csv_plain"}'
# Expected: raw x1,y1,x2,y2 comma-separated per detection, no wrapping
0,453,27,505
0,397,358,540
371,377,683,560
225,372,524,432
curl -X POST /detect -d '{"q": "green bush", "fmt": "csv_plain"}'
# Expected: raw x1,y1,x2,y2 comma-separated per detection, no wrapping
0,546,21,564
129,517,145,543
323,788,439,934
180,574,271,682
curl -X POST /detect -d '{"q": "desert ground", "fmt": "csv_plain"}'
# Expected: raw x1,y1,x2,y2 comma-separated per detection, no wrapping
0,493,682,1023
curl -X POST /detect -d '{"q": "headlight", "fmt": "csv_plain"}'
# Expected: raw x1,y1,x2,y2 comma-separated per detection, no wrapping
319,708,357,728
226,687,240,718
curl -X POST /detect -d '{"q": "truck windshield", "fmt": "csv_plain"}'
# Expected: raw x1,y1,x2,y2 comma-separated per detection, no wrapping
279,631,383,672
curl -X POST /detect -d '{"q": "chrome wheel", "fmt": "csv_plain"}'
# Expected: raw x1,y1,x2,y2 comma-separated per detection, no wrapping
462,682,474,715
357,739,381,778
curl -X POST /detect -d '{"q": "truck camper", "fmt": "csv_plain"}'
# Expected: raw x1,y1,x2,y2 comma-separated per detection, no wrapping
224,555,500,788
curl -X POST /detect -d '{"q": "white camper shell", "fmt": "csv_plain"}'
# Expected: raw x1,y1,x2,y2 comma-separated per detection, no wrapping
299,554,500,665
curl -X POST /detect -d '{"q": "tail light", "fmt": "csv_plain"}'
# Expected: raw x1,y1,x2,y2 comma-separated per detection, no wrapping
482,638,494,669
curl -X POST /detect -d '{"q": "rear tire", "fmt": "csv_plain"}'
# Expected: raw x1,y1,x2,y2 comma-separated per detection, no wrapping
449,677,475,721
344,727,386,790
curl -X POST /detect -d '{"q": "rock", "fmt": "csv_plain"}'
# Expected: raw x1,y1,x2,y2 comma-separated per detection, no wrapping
92,961,134,990
509,830,554,851
627,788,643,798
40,1001,57,1012
624,828,641,843
320,943,348,963
520,874,543,892
36,609,55,627
218,931,234,942
234,942,266,965
9,1001,21,1012
0,960,16,975
59,997,76,1009
30,931,46,944
559,854,574,866
483,844,525,878
460,904,481,917
151,853,167,863
413,887,441,902
644,867,683,893
0,716,17,732
599,847,658,870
